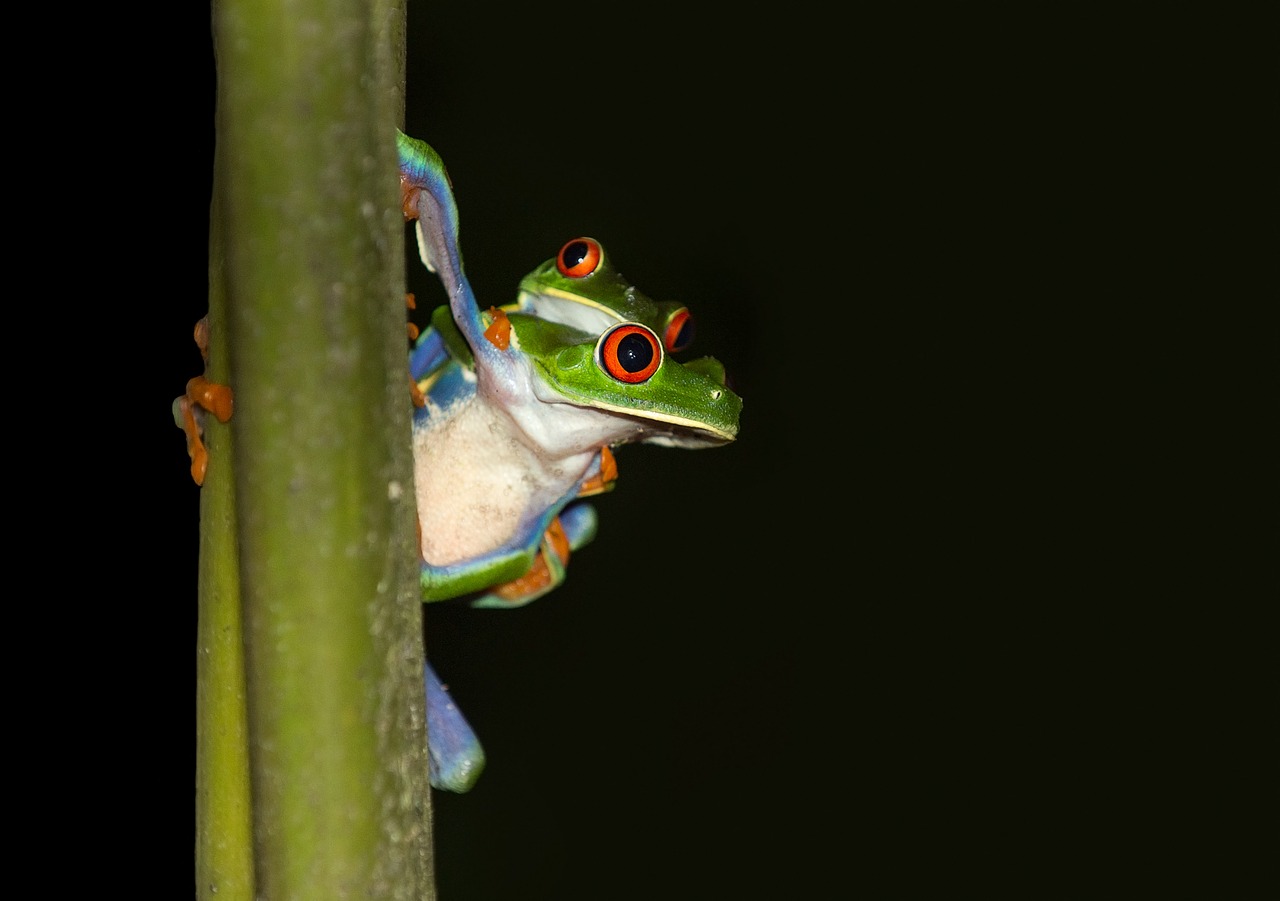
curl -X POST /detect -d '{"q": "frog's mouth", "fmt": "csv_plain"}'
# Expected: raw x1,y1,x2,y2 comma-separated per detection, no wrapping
590,399,739,448
536,359,742,450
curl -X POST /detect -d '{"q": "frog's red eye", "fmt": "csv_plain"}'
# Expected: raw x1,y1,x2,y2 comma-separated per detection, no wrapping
598,323,661,383
662,308,695,352
557,237,602,278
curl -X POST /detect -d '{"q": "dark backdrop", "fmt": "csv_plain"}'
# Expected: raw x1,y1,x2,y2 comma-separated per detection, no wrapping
113,3,1271,898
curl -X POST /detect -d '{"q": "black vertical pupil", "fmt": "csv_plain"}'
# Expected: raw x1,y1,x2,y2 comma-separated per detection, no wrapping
616,333,654,372
670,318,695,350
562,241,590,270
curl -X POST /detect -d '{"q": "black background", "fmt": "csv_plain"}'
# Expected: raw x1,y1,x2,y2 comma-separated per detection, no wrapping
88,3,1273,898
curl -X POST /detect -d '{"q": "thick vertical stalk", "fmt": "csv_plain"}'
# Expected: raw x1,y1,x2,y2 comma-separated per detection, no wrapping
202,0,430,897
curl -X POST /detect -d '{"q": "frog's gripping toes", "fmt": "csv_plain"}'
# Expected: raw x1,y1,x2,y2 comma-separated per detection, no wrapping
174,317,233,486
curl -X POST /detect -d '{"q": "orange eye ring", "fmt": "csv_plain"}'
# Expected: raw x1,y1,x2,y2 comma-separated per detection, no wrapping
663,308,695,352
598,323,662,383
556,237,603,278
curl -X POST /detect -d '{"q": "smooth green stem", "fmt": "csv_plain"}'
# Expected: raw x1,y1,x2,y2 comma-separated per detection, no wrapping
199,0,430,897
195,194,254,898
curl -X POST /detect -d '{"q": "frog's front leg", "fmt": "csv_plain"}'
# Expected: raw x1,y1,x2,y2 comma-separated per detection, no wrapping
174,316,234,485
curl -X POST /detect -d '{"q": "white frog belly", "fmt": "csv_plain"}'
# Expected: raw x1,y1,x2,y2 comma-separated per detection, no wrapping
413,395,592,566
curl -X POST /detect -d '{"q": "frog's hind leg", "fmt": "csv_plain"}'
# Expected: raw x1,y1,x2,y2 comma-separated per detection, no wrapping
468,515,563,609
559,501,598,552
467,503,598,610
424,659,485,792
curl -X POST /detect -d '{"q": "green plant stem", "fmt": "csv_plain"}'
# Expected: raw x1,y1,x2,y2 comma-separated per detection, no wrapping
198,0,430,896
194,193,254,898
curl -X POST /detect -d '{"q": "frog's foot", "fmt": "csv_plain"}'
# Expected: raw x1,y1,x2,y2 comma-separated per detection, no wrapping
575,446,619,498
175,394,208,485
406,292,421,341
472,517,572,609
176,317,235,485
405,293,426,408
424,660,485,792
483,307,511,350
178,375,234,486
400,173,422,222
559,501,598,552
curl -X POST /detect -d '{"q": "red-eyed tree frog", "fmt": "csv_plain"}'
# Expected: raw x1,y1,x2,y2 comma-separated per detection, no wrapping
177,133,742,794
398,132,740,790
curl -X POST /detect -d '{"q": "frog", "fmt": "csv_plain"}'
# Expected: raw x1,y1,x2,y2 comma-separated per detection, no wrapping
515,234,698,357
